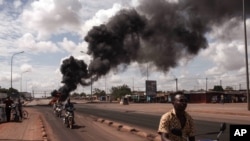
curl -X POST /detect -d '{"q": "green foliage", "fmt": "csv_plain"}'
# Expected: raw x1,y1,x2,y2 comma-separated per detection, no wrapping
110,84,131,100
71,92,80,97
0,87,9,93
93,88,106,97
80,92,87,97
213,85,224,91
7,87,19,96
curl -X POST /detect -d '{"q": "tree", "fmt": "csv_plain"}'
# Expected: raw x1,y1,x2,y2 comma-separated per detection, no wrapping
79,92,87,97
71,92,80,97
0,87,9,93
110,84,131,100
213,85,224,91
93,88,106,98
7,87,19,98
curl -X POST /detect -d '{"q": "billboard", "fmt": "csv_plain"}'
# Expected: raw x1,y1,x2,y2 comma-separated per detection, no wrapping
145,80,157,96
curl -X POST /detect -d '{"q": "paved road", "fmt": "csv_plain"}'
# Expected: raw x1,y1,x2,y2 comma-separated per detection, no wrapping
27,99,250,141
37,105,150,141
75,103,230,141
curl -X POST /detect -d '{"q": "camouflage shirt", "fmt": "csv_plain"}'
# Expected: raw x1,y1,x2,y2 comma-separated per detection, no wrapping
158,109,195,141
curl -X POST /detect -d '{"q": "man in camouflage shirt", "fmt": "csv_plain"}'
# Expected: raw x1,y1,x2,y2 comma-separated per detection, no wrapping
158,93,195,141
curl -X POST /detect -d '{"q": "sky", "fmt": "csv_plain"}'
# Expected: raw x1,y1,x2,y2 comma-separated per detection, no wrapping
0,0,250,98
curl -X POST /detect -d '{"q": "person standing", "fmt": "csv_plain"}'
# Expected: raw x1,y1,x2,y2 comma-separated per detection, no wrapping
4,96,14,122
17,98,23,120
158,93,195,141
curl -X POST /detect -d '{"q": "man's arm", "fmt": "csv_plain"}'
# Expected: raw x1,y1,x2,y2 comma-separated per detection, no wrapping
160,133,171,141
188,136,195,141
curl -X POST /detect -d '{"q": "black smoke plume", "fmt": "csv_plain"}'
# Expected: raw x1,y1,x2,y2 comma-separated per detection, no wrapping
53,56,89,101
85,0,250,76
54,0,250,101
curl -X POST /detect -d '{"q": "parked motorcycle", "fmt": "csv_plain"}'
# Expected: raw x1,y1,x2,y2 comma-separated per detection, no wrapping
63,107,75,129
171,122,226,141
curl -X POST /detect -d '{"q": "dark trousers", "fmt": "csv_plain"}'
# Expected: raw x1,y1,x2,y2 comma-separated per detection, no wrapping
5,108,11,122
18,109,22,119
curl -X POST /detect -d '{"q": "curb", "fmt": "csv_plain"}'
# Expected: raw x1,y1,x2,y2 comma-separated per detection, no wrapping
39,115,48,141
188,109,250,117
96,118,160,141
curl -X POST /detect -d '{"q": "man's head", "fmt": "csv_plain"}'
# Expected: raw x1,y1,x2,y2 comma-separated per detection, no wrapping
172,94,187,112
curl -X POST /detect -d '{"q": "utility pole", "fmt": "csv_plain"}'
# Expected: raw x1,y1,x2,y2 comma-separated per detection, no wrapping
243,0,250,110
146,63,149,80
175,78,178,92
206,77,208,92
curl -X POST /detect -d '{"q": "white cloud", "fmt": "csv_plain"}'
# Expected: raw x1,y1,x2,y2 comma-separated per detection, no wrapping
21,0,82,39
17,33,60,53
58,37,77,53
13,0,22,8
203,41,245,75
81,3,123,37
20,64,33,72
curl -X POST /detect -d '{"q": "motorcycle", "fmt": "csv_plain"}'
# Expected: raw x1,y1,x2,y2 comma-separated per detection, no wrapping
55,106,62,118
10,104,20,122
171,122,226,141
63,107,75,129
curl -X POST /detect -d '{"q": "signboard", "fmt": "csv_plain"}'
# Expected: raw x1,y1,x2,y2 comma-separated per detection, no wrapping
145,80,157,96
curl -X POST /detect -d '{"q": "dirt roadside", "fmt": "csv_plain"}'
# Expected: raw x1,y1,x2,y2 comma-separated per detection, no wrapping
0,107,46,141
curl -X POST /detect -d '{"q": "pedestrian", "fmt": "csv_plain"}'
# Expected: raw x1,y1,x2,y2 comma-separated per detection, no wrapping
3,96,14,122
220,94,224,104
158,93,195,141
17,98,23,120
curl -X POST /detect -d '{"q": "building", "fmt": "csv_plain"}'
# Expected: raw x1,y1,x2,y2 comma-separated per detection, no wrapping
0,92,7,104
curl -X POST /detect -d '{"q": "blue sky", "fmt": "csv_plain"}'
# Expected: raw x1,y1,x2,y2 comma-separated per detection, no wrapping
0,0,249,97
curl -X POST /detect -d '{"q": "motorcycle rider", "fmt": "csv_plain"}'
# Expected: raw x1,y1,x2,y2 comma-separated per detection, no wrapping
54,99,63,116
63,98,75,124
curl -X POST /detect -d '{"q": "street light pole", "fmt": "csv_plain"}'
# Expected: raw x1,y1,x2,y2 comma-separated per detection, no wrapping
11,51,24,89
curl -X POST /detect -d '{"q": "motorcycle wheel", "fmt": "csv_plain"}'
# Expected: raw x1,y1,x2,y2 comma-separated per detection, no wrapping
14,114,19,122
69,117,73,129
